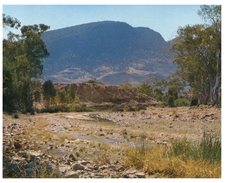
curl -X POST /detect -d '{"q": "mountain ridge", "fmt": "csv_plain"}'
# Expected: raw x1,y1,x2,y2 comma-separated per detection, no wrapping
42,21,176,84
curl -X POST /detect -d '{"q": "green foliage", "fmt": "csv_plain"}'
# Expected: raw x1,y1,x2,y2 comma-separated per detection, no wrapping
3,14,21,29
86,78,101,84
170,133,221,163
139,76,189,107
3,61,16,112
41,103,92,113
172,5,221,105
167,96,175,107
174,98,190,106
199,132,221,162
55,85,77,104
138,81,165,102
43,80,56,103
39,84,93,113
138,83,152,96
32,81,42,102
3,14,49,113
125,137,221,178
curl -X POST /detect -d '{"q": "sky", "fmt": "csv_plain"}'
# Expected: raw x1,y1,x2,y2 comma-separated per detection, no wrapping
3,5,204,41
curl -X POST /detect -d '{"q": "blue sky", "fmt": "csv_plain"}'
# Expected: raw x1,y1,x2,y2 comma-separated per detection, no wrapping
3,5,203,41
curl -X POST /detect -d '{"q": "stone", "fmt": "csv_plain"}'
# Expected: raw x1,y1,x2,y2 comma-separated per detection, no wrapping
123,174,130,178
18,151,28,158
116,166,125,171
65,171,79,178
99,165,108,170
12,156,25,161
157,141,168,146
27,150,43,159
48,145,53,150
14,141,22,149
26,161,38,177
79,160,90,166
69,153,77,161
125,169,137,174
93,165,99,170
93,173,105,178
59,165,71,173
72,163,85,171
109,165,116,171
135,172,145,178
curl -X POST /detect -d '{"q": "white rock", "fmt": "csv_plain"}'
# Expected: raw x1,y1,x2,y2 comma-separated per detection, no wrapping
135,172,145,178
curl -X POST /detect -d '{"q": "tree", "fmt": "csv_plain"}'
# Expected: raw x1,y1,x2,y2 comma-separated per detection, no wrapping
3,14,49,113
172,5,221,105
3,14,21,29
43,80,56,105
32,80,42,102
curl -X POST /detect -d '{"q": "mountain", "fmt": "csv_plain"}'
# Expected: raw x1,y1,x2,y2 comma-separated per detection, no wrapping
42,21,176,84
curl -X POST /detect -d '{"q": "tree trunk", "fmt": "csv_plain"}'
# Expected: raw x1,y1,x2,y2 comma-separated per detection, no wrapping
209,48,221,106
212,75,220,105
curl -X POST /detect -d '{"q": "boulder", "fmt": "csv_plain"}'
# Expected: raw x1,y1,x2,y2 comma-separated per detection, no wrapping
59,165,71,173
79,160,90,166
69,153,77,161
72,163,85,171
135,172,145,178
14,141,22,149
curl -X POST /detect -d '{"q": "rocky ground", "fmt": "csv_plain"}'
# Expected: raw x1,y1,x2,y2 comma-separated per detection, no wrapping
3,106,220,178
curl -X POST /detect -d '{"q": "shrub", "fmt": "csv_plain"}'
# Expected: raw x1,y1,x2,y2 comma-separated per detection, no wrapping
40,103,93,113
174,98,190,106
167,96,175,107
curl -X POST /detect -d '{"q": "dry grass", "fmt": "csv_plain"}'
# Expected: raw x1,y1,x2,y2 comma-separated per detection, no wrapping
57,133,75,143
94,154,111,165
124,134,221,178
23,120,64,147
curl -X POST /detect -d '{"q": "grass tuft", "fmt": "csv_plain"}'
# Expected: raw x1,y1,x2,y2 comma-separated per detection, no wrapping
170,132,221,163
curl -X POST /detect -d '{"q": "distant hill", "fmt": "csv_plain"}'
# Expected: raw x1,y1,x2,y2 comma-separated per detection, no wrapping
42,21,176,84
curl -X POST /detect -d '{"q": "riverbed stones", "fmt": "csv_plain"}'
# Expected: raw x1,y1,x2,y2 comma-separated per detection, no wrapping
14,141,22,149
69,153,77,161
59,165,71,173
65,171,79,178
72,163,85,171
135,172,145,178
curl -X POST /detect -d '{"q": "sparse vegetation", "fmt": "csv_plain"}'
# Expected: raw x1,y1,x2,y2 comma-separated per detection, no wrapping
3,5,221,179
125,133,221,178
40,103,93,113
170,132,221,163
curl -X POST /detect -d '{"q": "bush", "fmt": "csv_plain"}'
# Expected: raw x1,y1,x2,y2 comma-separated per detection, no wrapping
167,96,175,107
174,98,190,106
39,103,93,113
138,83,152,96
67,103,93,112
